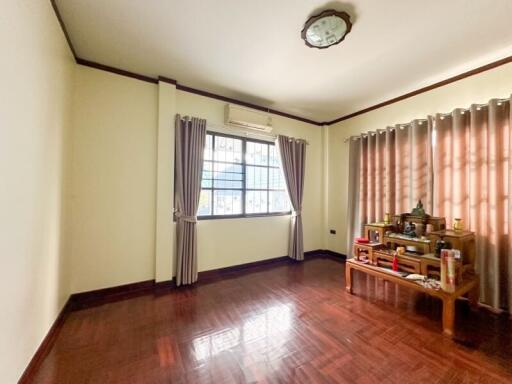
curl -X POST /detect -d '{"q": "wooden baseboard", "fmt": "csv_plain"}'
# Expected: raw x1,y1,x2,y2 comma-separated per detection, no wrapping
319,249,347,261
17,250,344,381
18,299,74,383
196,250,346,283
197,255,290,282
69,280,157,310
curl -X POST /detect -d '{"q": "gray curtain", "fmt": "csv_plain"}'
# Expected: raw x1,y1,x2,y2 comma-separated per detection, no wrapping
346,138,361,252
278,135,306,261
174,115,206,286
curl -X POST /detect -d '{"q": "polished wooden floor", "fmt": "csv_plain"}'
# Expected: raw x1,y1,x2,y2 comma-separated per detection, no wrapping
30,258,512,383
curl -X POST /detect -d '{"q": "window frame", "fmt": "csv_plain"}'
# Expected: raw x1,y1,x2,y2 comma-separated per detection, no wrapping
198,131,291,220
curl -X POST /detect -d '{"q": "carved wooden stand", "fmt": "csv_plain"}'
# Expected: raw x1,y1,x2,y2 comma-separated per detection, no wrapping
345,259,480,337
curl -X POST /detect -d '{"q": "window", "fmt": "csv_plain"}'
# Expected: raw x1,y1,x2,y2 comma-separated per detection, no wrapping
197,132,290,218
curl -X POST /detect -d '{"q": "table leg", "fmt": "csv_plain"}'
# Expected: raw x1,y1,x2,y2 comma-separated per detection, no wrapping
442,298,455,337
345,263,353,294
468,283,480,309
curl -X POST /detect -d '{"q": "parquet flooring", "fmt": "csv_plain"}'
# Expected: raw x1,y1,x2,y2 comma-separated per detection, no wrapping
30,258,512,383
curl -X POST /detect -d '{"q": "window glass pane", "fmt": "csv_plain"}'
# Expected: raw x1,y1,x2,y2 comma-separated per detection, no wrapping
246,141,268,165
215,179,243,189
196,134,290,217
246,165,268,189
269,191,290,212
198,189,212,216
213,162,242,189
214,136,242,163
246,190,268,214
202,161,213,188
268,168,286,190
213,190,242,215
204,134,213,160
268,145,280,167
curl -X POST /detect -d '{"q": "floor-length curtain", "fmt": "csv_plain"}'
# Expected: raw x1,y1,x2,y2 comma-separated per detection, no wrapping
354,119,433,241
278,135,306,261
174,115,206,286
433,99,512,310
346,138,361,250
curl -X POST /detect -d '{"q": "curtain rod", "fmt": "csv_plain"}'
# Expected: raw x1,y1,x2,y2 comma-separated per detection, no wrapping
207,122,309,145
342,119,428,143
343,97,510,143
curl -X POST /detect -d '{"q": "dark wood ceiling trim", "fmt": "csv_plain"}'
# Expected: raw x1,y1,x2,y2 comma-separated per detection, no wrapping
158,76,178,85
176,84,322,126
76,58,321,124
50,1,322,126
327,54,512,125
50,0,77,58
51,0,512,127
76,58,159,84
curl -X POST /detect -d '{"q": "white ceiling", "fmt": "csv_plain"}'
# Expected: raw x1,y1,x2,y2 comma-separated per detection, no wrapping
56,0,512,123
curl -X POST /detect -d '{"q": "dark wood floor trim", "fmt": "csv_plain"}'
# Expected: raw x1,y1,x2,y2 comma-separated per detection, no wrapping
65,250,345,307
326,54,512,124
197,250,346,283
17,250,342,381
197,256,290,282
317,249,347,262
69,279,157,309
18,299,74,384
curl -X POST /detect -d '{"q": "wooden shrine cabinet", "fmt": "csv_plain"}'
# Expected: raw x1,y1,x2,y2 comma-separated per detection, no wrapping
428,230,476,273
364,223,394,243
355,203,475,278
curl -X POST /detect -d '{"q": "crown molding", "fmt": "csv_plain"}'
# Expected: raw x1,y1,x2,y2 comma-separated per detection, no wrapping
76,58,158,84
51,0,512,126
326,54,512,125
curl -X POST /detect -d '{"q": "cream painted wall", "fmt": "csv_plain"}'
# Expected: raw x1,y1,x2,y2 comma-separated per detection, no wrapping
69,66,158,293
327,62,512,255
69,70,325,289
175,91,326,272
0,1,75,381
7,4,512,380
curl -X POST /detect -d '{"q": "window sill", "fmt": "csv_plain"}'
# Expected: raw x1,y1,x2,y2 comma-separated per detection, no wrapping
197,211,291,221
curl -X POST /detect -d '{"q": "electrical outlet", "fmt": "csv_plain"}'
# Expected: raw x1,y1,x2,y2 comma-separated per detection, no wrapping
330,229,336,235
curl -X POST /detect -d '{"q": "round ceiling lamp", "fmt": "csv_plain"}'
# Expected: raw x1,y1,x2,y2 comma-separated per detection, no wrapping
301,10,352,49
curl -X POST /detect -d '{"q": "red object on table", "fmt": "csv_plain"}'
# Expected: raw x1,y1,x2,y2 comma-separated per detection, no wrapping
392,253,399,271
355,237,369,244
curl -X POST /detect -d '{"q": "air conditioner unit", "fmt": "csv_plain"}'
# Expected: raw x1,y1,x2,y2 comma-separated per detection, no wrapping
225,104,273,133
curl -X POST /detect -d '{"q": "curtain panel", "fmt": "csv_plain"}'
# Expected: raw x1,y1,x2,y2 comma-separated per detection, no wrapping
432,99,512,310
347,96,512,311
174,115,206,286
278,135,307,261
355,119,433,238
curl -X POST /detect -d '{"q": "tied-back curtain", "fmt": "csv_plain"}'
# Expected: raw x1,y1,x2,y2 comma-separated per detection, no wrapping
174,115,206,286
278,135,306,261
355,119,433,237
433,99,512,310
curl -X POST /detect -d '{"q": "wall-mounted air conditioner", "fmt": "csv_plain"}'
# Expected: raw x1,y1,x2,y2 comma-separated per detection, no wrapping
225,104,273,133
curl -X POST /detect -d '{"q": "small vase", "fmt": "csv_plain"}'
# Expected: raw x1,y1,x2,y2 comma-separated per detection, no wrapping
453,218,464,231
384,212,391,224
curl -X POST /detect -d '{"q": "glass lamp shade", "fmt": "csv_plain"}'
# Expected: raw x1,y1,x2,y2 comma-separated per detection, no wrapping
302,10,352,49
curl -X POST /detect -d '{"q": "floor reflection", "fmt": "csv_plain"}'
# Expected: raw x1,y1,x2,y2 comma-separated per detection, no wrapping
192,303,292,362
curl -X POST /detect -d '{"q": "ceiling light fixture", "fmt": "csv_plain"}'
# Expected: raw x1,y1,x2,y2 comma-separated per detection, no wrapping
301,10,352,49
